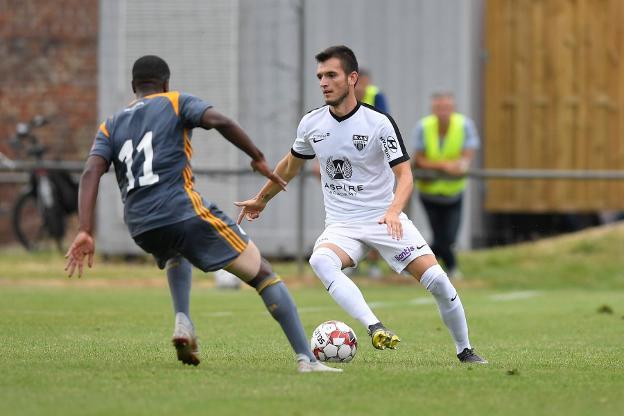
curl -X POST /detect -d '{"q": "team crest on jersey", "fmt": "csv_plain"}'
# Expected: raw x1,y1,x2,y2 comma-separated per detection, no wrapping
352,134,369,151
325,156,353,180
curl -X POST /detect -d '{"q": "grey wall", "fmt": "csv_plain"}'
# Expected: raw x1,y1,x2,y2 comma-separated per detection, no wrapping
97,0,485,256
98,0,240,254
236,0,321,257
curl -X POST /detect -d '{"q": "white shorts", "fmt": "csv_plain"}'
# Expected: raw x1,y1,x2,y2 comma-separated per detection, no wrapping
313,213,434,273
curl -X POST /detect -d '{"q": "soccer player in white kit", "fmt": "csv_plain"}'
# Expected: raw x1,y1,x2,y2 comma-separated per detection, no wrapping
236,45,487,363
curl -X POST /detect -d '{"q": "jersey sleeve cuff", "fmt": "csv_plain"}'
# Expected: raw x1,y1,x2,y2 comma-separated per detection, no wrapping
290,148,316,159
389,154,410,167
194,104,214,126
88,150,112,165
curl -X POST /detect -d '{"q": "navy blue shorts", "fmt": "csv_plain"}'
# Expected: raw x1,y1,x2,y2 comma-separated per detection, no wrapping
133,205,249,272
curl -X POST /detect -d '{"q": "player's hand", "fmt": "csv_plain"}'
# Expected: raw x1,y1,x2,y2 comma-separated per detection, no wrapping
234,197,267,224
64,230,95,278
379,210,403,240
250,158,287,191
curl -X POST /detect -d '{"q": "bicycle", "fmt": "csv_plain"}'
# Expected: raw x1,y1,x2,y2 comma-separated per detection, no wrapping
1,116,79,251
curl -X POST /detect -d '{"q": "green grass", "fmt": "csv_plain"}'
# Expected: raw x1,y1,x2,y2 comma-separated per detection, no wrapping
460,223,624,290
1,224,624,416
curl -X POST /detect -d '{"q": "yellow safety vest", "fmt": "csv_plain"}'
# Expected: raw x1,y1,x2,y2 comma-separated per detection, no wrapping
362,85,379,106
417,113,467,196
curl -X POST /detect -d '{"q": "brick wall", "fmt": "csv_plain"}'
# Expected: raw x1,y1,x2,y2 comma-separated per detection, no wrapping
0,0,98,244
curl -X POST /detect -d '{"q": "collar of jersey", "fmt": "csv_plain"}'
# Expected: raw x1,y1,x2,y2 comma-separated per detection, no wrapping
128,91,178,105
329,102,361,122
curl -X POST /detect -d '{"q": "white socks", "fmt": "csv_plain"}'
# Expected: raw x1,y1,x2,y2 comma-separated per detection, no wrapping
309,249,471,354
420,264,471,354
309,248,379,328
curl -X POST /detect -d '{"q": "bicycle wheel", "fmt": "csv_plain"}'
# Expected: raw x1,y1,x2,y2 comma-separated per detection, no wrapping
12,192,62,251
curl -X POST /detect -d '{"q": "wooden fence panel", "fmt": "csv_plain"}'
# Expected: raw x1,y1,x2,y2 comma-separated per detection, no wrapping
485,0,624,212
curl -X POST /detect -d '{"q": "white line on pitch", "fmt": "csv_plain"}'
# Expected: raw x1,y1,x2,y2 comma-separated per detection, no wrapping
205,311,233,317
408,298,436,305
204,291,542,317
489,291,541,301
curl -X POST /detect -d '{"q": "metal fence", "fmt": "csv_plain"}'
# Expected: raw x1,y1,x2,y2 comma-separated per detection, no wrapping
3,160,624,180
2,159,623,271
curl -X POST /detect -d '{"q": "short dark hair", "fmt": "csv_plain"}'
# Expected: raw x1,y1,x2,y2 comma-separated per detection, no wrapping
132,55,170,84
315,45,359,75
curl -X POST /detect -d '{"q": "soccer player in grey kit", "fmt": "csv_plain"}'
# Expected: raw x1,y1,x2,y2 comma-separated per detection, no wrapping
64,55,340,373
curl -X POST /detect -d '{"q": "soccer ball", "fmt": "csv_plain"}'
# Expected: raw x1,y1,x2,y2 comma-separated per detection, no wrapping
310,320,358,363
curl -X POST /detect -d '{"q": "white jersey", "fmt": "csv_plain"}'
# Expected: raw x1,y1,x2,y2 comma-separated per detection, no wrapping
291,103,409,224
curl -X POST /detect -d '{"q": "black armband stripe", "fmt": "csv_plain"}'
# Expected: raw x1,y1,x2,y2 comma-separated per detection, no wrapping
290,148,315,159
389,155,410,167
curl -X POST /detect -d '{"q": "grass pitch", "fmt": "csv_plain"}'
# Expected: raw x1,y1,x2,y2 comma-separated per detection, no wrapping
1,224,623,416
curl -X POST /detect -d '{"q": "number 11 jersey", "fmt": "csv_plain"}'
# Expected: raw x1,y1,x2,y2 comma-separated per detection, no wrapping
90,91,212,237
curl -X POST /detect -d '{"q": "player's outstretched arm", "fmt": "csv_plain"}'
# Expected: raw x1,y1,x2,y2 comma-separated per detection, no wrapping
379,161,414,240
235,152,306,224
65,155,108,278
200,108,286,190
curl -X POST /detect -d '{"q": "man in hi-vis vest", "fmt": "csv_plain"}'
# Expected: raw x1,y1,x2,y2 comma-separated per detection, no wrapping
355,68,389,113
411,92,480,279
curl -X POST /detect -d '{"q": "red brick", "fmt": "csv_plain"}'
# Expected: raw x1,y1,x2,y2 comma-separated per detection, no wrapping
0,0,97,244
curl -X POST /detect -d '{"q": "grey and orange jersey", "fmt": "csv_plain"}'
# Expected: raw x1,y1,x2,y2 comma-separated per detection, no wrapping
90,91,213,237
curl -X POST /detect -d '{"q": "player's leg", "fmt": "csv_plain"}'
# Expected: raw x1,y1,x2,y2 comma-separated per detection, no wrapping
225,241,341,373
166,256,192,319
405,255,470,350
405,256,486,363
310,243,379,327
166,256,200,366
133,225,200,366
308,228,398,349
375,215,486,363
179,207,339,372
224,240,310,360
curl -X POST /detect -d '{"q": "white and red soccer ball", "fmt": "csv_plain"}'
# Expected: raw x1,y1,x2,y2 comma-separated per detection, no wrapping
310,320,358,363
